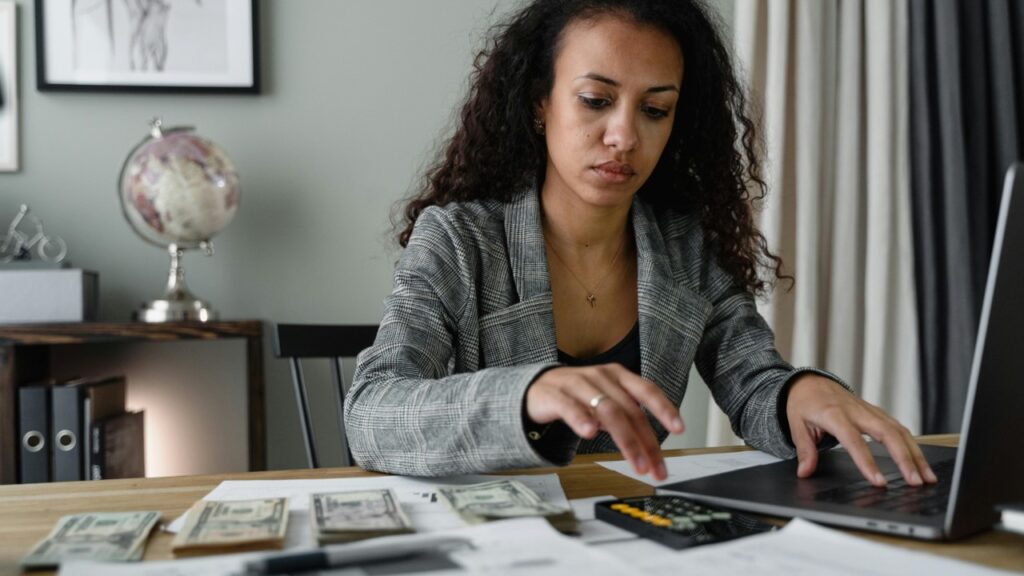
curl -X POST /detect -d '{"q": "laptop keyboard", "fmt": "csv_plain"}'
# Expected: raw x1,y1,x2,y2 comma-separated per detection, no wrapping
814,460,955,516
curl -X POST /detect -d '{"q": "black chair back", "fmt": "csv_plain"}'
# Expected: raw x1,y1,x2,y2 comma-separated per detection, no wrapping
272,324,378,468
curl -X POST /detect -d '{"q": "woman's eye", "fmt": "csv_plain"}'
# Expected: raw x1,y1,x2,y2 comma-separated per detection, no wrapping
643,105,670,119
578,95,611,109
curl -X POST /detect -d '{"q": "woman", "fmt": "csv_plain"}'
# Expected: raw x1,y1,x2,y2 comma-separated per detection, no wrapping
345,0,935,487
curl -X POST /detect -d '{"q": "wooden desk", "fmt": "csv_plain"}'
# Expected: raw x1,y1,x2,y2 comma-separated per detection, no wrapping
0,435,1020,575
0,321,266,485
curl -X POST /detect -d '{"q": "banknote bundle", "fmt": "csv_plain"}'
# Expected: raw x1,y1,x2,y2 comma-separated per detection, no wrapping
311,489,415,544
437,479,578,534
171,498,289,556
20,511,160,568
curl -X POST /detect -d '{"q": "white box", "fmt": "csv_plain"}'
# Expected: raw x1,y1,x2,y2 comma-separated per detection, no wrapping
0,269,98,323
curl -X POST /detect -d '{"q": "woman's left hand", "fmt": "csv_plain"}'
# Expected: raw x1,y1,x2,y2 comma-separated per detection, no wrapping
785,373,938,487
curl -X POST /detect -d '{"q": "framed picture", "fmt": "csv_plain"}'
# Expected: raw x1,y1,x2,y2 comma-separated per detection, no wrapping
35,0,259,93
0,1,17,171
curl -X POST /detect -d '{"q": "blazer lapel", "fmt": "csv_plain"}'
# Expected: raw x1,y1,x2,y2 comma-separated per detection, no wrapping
481,190,557,366
632,199,713,409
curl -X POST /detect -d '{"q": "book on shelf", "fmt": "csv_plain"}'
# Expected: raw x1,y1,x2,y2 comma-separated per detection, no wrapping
90,411,145,480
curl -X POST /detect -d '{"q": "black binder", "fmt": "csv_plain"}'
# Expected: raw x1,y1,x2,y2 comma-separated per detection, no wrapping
51,385,83,482
17,385,51,484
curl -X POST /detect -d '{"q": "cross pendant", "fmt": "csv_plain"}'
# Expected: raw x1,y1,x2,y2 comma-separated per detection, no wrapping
586,294,597,308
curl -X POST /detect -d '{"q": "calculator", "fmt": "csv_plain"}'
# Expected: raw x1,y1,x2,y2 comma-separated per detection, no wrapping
594,495,777,549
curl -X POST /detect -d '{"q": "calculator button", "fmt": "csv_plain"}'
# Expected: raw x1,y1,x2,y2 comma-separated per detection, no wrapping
711,512,731,520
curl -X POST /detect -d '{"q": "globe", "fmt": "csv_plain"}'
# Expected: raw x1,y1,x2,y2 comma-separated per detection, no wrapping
118,119,241,322
119,122,240,250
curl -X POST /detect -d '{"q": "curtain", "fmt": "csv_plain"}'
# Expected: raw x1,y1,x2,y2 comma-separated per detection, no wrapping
908,0,1024,434
708,0,921,447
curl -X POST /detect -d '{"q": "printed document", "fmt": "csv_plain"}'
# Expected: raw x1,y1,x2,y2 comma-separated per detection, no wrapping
597,449,781,486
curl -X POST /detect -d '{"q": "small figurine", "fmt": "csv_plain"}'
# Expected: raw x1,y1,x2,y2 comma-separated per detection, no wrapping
0,204,68,263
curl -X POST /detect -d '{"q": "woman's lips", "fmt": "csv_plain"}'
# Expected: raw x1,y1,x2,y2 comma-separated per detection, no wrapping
593,161,636,184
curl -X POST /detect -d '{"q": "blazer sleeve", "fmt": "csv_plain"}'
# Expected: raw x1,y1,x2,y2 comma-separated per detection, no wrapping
693,261,850,459
344,208,560,476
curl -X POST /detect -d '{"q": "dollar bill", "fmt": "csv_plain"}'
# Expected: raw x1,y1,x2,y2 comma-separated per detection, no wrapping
436,480,577,533
171,498,288,556
311,489,414,544
20,511,160,568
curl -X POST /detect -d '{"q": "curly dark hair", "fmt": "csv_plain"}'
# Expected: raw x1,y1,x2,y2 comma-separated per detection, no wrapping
397,0,788,295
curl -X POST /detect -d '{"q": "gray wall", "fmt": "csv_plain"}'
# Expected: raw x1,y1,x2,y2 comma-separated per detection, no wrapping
2,0,733,475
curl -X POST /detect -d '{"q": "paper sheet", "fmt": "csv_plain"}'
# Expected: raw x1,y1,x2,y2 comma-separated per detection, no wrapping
165,473,569,550
597,450,782,487
60,517,633,576
568,495,637,545
598,518,1017,575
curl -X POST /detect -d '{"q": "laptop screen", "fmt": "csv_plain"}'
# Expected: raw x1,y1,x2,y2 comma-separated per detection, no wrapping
946,162,1024,539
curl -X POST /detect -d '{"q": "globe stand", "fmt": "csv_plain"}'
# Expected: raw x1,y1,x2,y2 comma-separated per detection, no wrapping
135,244,218,323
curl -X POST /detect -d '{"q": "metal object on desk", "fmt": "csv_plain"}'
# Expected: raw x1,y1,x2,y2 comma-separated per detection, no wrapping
118,118,240,323
135,243,218,322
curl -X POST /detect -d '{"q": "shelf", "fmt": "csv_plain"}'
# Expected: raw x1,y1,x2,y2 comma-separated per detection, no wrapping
0,321,265,484
0,321,262,345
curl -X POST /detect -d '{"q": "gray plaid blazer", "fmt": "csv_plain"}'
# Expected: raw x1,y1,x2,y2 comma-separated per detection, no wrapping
345,189,844,476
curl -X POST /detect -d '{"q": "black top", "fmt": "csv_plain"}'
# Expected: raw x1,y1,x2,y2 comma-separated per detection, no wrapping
525,321,643,455
557,321,641,374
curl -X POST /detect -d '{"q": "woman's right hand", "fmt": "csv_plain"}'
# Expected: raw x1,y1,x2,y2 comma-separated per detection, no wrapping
525,364,684,481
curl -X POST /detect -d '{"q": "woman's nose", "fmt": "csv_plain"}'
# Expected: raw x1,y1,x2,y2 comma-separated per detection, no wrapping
603,109,639,152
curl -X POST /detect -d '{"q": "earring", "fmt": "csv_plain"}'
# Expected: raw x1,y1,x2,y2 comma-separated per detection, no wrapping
534,117,545,135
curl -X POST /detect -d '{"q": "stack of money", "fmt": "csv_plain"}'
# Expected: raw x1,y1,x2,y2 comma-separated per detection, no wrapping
437,479,578,534
311,489,414,544
20,511,160,569
171,498,289,556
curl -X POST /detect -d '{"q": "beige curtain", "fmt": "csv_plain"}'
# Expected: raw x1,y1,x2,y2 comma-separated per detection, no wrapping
706,0,921,447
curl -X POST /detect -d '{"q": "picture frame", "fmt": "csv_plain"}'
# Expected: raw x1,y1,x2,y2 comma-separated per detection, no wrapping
0,0,18,171
35,0,259,94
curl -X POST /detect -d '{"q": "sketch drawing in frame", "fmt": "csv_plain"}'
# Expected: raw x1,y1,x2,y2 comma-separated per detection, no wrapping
35,0,259,93
0,0,18,171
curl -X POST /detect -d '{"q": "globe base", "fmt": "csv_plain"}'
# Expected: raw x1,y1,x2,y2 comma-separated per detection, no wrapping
135,298,218,323
134,243,219,323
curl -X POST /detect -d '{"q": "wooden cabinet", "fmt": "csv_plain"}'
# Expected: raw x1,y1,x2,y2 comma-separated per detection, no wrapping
0,321,265,484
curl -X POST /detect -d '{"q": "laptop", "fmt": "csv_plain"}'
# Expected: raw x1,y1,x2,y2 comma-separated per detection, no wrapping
660,162,1024,540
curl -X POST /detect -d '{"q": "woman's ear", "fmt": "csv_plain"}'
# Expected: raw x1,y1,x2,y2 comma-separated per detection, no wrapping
537,96,552,120
534,100,549,135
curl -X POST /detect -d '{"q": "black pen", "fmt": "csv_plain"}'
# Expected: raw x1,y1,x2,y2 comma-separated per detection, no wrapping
241,535,472,575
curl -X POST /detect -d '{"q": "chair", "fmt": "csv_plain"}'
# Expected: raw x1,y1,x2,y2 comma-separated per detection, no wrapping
272,323,378,468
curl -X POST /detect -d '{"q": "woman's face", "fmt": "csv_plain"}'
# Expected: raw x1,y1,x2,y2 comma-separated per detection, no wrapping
539,14,683,210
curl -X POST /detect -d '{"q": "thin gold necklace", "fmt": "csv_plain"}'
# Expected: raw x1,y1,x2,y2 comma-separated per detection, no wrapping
545,233,627,309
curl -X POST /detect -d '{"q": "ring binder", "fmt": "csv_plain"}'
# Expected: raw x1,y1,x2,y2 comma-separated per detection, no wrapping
17,385,51,484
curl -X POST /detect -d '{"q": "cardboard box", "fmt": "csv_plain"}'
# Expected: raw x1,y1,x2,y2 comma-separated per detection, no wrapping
0,269,98,323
